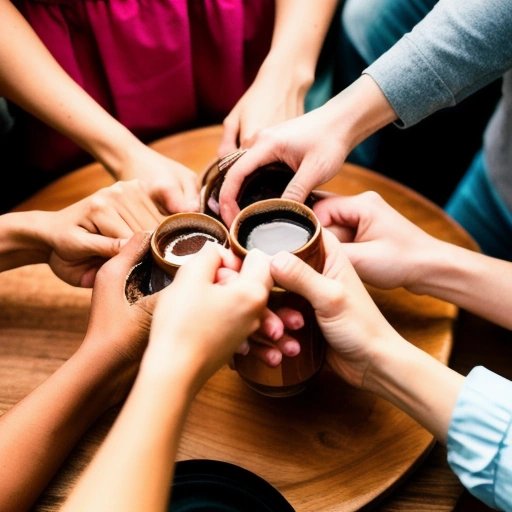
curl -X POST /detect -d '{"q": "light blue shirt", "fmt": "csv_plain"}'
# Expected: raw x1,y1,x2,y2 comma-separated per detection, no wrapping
448,367,512,511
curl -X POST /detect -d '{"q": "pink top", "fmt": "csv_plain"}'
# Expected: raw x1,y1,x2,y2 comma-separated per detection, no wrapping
15,0,274,174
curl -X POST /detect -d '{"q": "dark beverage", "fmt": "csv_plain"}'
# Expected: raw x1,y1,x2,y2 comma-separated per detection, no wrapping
162,230,218,264
238,210,315,256
229,198,326,397
245,220,311,255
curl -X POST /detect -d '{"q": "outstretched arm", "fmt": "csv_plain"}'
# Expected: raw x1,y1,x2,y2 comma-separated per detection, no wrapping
218,0,339,156
269,230,512,509
0,0,198,212
313,192,512,329
62,245,272,512
0,233,158,512
0,181,164,286
219,0,512,225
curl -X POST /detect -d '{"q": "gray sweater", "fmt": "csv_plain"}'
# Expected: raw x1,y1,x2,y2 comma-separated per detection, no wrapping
364,0,512,210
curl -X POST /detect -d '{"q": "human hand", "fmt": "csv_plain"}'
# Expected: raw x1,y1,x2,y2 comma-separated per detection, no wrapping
205,247,302,366
109,144,200,214
313,192,442,293
218,75,397,226
81,232,159,405
217,58,310,156
43,181,165,287
218,103,348,226
269,229,402,389
142,244,274,391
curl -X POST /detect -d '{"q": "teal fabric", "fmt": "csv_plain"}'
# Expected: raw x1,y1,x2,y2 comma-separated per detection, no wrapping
446,150,512,261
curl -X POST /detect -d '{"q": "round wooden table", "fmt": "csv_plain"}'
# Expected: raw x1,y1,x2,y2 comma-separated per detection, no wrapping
2,125,496,512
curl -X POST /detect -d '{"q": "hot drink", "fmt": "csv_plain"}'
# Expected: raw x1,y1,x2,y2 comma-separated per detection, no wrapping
162,231,218,264
200,154,319,220
238,210,315,255
151,213,230,278
229,198,326,397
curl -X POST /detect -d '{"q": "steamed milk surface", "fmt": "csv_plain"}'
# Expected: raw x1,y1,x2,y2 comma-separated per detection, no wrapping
246,220,310,255
163,232,217,264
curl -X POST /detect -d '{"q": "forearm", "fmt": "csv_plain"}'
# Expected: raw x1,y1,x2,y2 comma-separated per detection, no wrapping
0,0,144,178
410,240,512,329
61,361,196,512
325,75,397,152
0,211,50,271
263,0,339,89
365,335,464,443
0,344,132,512
365,0,512,127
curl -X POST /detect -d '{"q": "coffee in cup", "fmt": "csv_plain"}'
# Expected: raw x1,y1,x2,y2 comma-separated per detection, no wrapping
229,198,326,397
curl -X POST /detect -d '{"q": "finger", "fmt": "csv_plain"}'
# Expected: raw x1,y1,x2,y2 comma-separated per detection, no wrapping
238,249,273,292
94,231,152,290
219,150,276,227
324,224,356,243
274,307,304,331
258,308,284,342
115,181,164,230
88,206,135,239
180,176,201,212
270,250,327,307
247,339,282,367
218,115,240,157
175,242,222,284
274,333,301,357
78,232,126,259
235,339,250,356
281,157,320,203
79,262,103,288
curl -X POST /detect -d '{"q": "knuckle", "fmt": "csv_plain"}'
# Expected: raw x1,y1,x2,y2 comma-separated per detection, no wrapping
361,190,383,206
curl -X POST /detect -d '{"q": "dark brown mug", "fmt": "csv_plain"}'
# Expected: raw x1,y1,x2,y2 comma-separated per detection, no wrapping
151,212,230,279
229,198,326,397
125,213,229,304
200,151,320,221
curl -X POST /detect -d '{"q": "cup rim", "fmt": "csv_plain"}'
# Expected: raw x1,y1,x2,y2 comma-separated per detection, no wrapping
151,212,230,274
229,198,322,258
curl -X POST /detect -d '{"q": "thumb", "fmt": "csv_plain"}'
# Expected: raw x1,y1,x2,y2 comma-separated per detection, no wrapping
218,116,239,157
281,162,318,203
80,233,126,259
270,251,326,306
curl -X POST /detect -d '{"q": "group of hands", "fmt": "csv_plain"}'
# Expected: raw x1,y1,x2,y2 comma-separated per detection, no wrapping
38,123,442,409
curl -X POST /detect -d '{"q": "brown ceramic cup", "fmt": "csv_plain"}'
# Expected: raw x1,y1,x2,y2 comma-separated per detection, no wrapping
229,198,326,397
199,151,320,221
125,213,229,304
151,212,230,279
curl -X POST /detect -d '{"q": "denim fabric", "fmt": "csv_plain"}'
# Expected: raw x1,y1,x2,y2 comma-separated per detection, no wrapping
446,150,512,261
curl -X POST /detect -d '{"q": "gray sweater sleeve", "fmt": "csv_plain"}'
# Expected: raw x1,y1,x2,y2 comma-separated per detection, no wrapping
364,0,512,127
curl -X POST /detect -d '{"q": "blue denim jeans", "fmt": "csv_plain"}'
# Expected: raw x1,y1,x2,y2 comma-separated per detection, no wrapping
446,151,512,261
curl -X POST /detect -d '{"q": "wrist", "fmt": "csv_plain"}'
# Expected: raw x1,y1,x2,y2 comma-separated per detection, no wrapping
259,52,315,93
86,123,147,181
328,75,397,153
408,240,472,297
364,335,464,442
74,341,141,411
138,338,207,398
0,211,51,270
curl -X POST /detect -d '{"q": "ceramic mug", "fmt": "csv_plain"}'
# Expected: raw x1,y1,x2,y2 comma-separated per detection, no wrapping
229,198,326,397
125,212,230,303
200,151,320,220
151,212,230,279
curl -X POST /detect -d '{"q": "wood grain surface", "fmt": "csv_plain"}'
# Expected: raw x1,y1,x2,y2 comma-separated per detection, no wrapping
2,125,499,512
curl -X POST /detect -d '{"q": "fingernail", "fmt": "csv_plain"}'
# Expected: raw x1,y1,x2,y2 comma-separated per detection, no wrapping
188,198,200,211
271,251,293,271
